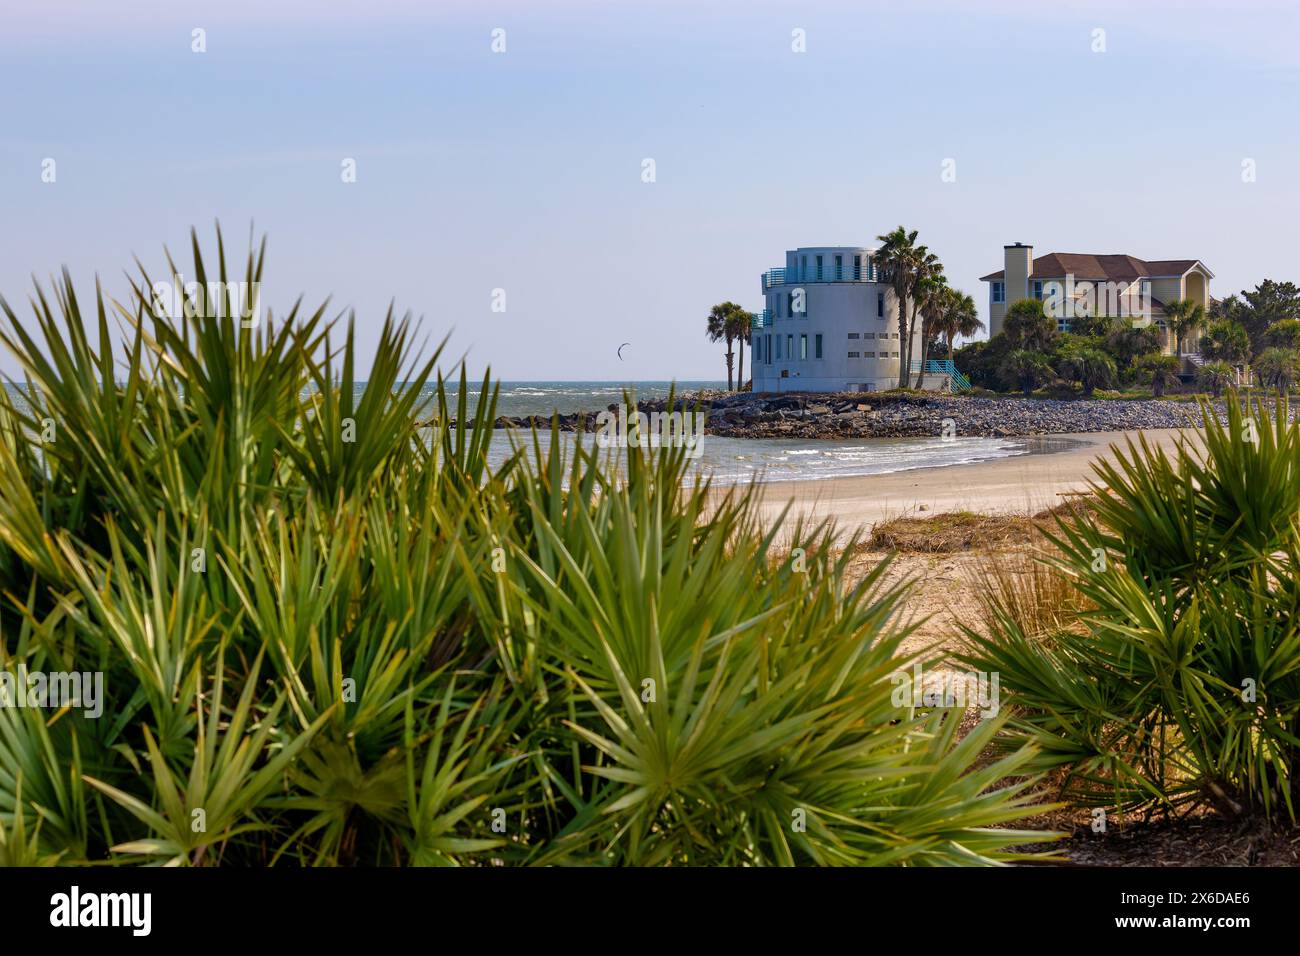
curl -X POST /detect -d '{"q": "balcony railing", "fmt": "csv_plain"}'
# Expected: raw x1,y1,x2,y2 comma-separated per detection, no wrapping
750,308,772,329
908,358,971,392
762,264,879,290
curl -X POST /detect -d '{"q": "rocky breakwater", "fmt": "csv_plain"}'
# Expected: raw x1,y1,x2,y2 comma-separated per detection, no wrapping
480,391,1222,440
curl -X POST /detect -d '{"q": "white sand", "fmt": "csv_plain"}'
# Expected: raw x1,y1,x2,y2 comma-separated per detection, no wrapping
747,428,1200,540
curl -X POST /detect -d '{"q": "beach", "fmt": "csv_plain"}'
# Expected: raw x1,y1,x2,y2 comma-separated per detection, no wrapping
738,426,1202,667
750,427,1200,537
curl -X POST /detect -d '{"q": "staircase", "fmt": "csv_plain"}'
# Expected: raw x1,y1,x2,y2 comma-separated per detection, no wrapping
908,358,971,392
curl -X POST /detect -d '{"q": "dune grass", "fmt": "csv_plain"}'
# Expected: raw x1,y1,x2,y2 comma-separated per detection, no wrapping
0,227,1058,866
958,397,1300,823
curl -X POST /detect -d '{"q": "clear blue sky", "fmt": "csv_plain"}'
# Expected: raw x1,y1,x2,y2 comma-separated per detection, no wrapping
2,0,1298,380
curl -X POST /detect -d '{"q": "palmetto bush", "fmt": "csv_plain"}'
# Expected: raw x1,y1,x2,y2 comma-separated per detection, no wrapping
0,229,1053,866
960,396,1300,822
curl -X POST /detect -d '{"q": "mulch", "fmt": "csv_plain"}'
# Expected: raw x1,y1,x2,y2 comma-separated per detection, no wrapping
1023,815,1300,867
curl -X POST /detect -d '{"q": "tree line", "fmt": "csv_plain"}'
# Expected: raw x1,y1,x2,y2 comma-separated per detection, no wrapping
957,280,1300,398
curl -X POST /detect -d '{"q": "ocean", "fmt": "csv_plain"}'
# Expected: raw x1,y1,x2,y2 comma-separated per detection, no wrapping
449,381,1065,485
4,380,1066,486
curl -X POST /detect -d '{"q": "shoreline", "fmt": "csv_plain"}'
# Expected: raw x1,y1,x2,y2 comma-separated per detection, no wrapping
743,427,1201,537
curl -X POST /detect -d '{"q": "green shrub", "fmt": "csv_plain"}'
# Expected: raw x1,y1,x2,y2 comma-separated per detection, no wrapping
1138,353,1182,398
1255,347,1300,392
960,395,1300,821
1197,359,1235,398
0,228,1055,866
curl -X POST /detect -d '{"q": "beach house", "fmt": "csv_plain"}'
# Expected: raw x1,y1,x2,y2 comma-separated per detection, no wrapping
980,243,1214,367
750,246,932,393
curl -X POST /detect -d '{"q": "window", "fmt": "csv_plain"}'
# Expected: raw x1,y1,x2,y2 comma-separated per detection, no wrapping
863,351,875,358
847,351,860,358
835,255,843,280
891,351,900,358
853,255,862,281
815,255,823,280
801,255,807,280
848,332,859,339
775,335,782,360
815,334,822,359
877,292,885,318
1032,280,1043,300
800,334,808,360
775,295,781,319
765,334,772,364
786,334,793,359
786,291,793,317
992,281,1005,304
863,332,874,339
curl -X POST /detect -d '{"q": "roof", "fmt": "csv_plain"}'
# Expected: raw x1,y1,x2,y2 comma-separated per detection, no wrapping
980,253,1207,282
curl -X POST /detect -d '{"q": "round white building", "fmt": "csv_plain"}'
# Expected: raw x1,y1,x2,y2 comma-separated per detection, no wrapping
750,246,923,393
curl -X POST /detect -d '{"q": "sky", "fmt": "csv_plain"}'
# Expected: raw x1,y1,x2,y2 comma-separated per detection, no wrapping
2,0,1299,381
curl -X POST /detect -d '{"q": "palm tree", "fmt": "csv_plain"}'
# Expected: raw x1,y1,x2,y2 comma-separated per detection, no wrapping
911,272,947,387
1254,347,1300,393
1201,320,1251,385
1197,360,1234,398
873,226,924,388
706,301,750,390
1002,299,1057,352
1163,299,1206,358
1107,325,1162,371
1003,349,1052,398
910,250,940,375
1057,344,1116,397
1138,353,1181,398
736,318,751,389
933,288,981,363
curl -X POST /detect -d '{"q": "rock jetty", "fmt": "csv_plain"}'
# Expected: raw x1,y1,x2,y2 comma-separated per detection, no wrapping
479,391,1225,440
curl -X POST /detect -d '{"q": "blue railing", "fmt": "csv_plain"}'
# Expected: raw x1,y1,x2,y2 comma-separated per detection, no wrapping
762,263,878,290
908,358,971,392
750,308,772,329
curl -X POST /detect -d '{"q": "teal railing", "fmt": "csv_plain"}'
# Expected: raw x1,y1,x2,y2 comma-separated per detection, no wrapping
750,308,772,329
909,358,971,392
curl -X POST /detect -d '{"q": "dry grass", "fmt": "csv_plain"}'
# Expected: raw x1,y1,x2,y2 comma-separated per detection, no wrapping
851,498,1300,866
866,511,1039,553
965,550,1093,643
865,496,1096,554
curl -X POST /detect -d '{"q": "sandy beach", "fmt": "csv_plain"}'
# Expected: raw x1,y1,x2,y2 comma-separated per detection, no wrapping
751,427,1201,539
734,426,1203,665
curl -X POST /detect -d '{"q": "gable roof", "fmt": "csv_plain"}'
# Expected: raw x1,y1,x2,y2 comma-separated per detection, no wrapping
980,253,1207,283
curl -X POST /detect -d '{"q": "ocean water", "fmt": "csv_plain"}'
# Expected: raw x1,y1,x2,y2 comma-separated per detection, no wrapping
3,380,1070,486
441,381,1072,485
483,428,1073,487
437,380,727,418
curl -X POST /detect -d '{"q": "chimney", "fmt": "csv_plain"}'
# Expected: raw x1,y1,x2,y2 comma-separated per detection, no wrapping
1004,243,1033,304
